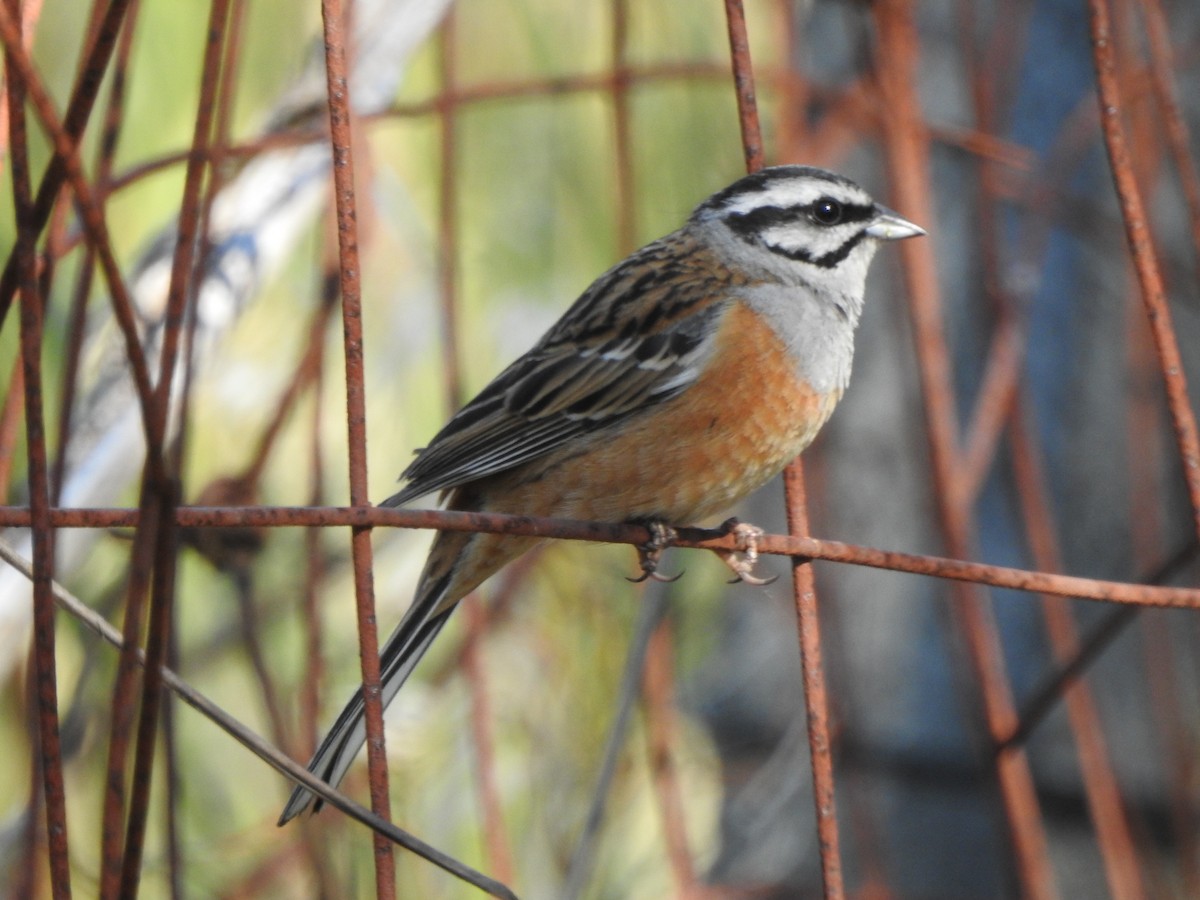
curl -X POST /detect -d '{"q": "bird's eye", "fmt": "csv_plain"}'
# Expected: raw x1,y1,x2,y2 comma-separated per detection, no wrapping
811,197,843,226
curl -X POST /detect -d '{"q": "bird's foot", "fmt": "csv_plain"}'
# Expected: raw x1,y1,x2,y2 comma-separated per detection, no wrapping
627,520,683,583
715,518,777,586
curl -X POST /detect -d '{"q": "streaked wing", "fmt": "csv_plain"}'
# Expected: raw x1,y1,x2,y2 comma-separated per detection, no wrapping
383,231,733,506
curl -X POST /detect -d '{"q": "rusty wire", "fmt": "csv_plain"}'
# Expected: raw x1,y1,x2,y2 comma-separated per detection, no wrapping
115,5,233,896
874,2,1055,895
3,0,1200,897
1089,0,1200,538
319,0,396,895
725,0,845,895
6,6,70,897
0,504,1198,609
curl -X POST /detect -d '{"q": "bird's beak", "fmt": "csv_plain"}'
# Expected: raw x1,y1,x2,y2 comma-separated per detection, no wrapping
865,206,926,241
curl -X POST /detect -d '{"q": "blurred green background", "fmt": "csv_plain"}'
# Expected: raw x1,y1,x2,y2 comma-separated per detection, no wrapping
1,1,788,896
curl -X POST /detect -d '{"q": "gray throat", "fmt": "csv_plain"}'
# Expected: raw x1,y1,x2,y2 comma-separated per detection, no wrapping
739,281,861,395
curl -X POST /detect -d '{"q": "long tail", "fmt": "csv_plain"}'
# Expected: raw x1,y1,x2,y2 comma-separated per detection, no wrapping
278,530,471,824
278,524,537,824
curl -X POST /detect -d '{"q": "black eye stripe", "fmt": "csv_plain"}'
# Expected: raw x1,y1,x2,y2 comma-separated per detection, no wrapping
768,230,869,269
722,201,875,238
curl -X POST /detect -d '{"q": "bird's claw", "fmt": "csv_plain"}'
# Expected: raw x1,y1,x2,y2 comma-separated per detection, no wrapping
628,521,683,583
715,519,777,586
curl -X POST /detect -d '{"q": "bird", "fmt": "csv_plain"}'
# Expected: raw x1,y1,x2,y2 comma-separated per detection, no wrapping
279,164,924,823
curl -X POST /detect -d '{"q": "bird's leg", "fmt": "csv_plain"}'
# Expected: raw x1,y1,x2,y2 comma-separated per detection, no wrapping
627,520,683,583
715,518,777,586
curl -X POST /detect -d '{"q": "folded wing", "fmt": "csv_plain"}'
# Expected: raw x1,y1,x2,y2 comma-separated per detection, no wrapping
384,234,733,506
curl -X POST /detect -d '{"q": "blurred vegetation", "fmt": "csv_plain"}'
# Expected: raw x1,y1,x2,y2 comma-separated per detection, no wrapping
2,0,792,896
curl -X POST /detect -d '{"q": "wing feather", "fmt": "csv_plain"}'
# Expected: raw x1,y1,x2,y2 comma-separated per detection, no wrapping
383,231,739,507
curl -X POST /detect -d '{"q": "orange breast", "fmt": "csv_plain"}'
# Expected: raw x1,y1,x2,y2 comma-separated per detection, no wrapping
487,301,842,525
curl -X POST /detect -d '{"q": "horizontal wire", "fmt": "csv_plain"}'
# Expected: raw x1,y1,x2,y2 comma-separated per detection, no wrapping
1,503,1195,609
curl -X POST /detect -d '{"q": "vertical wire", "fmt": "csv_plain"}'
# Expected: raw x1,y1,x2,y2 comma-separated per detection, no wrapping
5,4,72,892
318,0,396,893
724,1,845,895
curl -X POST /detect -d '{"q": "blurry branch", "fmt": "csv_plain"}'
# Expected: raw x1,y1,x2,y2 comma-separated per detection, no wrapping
0,538,519,900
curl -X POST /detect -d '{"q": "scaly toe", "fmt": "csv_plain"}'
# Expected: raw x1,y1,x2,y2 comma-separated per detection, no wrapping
628,521,681,583
715,521,776,586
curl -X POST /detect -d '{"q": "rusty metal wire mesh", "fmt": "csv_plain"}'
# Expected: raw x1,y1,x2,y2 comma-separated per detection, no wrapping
2,0,1200,897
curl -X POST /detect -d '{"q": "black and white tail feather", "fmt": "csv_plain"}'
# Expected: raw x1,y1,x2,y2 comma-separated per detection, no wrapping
277,546,456,824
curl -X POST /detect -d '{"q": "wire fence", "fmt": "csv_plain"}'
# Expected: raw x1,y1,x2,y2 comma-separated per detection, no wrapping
2,0,1199,897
